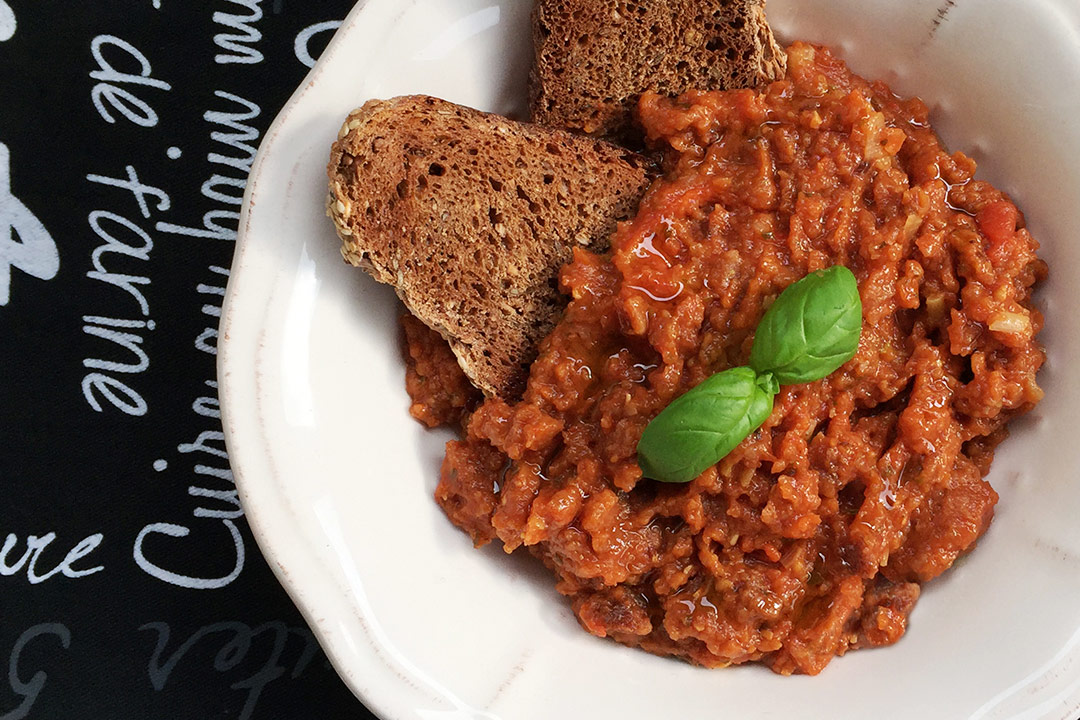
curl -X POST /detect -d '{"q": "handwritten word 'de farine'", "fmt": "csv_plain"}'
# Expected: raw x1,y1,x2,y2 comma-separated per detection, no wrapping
0,143,59,307
80,31,178,417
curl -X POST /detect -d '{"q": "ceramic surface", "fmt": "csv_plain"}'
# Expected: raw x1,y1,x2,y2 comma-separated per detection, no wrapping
219,1,1080,718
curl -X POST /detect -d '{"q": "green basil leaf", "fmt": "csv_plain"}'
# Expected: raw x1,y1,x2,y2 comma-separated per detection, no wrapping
637,367,775,484
748,265,862,385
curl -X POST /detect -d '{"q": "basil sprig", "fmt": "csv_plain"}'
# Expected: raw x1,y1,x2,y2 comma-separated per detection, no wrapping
637,368,778,485
749,266,863,384
637,266,862,483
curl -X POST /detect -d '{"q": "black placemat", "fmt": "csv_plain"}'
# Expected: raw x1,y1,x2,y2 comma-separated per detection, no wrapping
1,1,376,717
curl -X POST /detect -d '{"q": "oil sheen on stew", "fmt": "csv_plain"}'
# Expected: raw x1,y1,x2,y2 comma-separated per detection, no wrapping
416,42,1045,675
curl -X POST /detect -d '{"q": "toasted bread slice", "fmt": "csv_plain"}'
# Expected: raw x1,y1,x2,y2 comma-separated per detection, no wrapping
529,0,787,140
327,95,651,398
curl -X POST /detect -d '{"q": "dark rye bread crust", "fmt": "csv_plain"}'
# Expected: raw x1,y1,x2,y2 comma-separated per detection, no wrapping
327,95,652,398
530,0,787,140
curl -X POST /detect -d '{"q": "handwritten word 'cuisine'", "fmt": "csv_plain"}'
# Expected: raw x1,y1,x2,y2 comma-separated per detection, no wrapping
134,365,247,590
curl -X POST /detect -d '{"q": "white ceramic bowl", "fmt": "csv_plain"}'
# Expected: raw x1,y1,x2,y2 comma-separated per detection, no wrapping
219,1,1080,718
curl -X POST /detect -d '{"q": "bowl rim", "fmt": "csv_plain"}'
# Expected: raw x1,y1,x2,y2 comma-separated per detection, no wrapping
218,0,394,717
